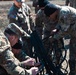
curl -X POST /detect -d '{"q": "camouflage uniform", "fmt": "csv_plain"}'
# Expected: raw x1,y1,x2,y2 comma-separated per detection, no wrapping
8,3,34,56
52,6,76,75
35,9,54,54
8,3,34,33
35,7,64,64
35,9,56,39
35,9,45,39
4,23,31,60
0,30,32,75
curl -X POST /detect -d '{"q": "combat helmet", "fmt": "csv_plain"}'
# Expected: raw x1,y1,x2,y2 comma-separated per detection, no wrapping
4,23,30,38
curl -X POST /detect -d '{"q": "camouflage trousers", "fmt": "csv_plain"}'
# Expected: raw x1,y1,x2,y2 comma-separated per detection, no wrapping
69,37,76,75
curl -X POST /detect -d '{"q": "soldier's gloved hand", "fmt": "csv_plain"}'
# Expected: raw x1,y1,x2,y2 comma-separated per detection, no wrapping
27,67,39,75
22,58,36,67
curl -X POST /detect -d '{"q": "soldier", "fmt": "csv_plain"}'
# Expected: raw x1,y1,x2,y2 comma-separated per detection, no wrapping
35,0,50,39
8,0,34,56
32,0,39,13
35,0,56,58
8,0,34,33
4,23,40,67
44,3,76,75
35,0,63,62
0,29,38,75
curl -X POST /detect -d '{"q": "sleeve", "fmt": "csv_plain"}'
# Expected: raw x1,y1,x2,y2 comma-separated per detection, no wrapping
15,50,30,61
53,8,71,39
27,5,35,32
8,12,20,26
0,33,31,75
9,17,19,26
35,11,44,38
2,49,31,75
58,7,76,27
29,15,35,31
22,4,34,33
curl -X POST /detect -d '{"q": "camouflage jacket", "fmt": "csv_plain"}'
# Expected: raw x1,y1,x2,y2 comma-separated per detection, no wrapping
54,6,76,39
8,3,34,34
0,31,32,75
14,49,30,62
35,9,56,38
